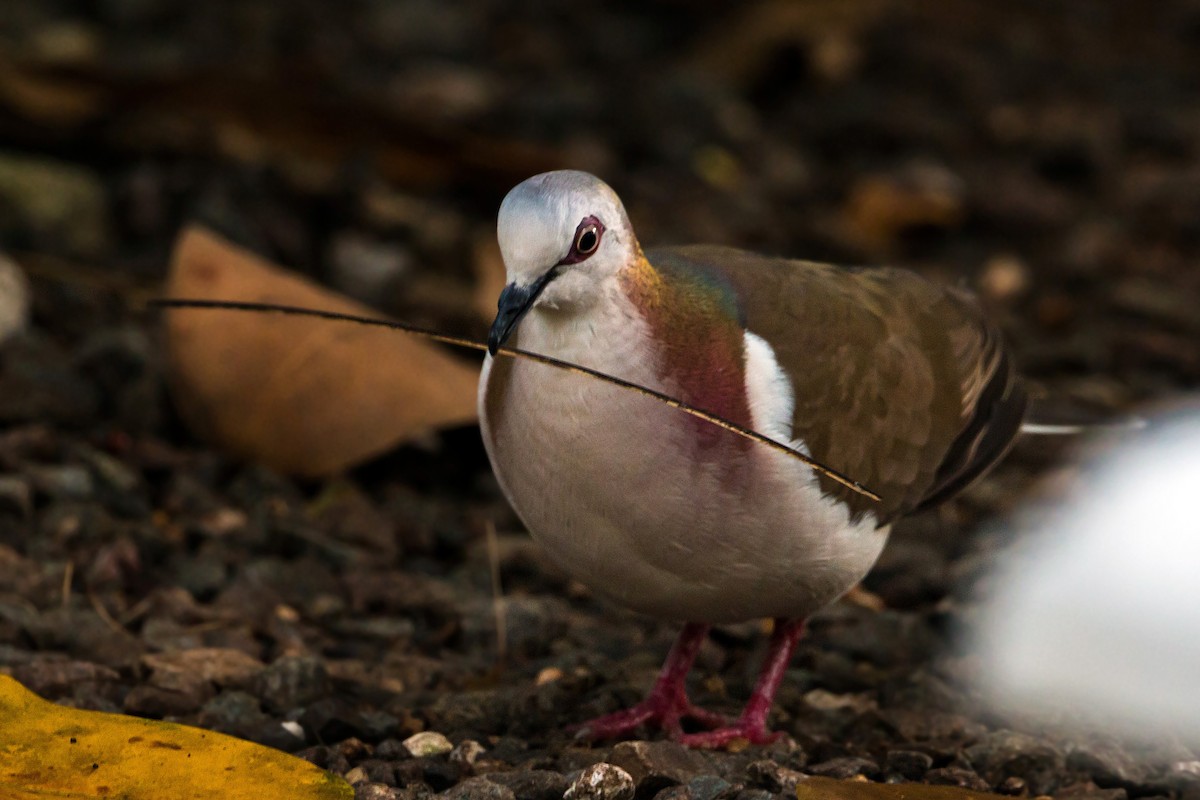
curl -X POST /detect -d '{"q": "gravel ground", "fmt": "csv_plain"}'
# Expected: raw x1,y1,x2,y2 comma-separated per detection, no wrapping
1,1,1199,798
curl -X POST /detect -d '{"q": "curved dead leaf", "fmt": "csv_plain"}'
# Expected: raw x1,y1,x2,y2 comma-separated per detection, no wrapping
472,230,508,323
163,225,480,476
0,674,352,799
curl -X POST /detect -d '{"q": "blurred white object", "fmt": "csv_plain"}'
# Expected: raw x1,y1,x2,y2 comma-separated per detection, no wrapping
976,411,1200,740
0,254,31,345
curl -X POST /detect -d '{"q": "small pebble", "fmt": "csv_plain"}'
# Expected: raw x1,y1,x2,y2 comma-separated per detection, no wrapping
485,770,569,800
358,761,398,786
687,774,735,800
337,738,372,761
0,154,110,254
1067,743,1152,790
746,760,803,793
998,776,1026,795
404,731,454,758
253,655,332,713
357,784,401,800
449,740,486,767
564,763,636,800
609,740,709,789
28,465,93,499
420,757,462,790
965,730,1065,796
295,745,334,769
302,697,399,743
654,787,692,800
806,757,880,781
436,776,515,800
731,790,772,800
925,767,991,791
374,739,410,760
196,690,269,734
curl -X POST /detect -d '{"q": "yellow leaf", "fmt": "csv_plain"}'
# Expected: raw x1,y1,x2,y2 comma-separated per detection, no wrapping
0,674,352,800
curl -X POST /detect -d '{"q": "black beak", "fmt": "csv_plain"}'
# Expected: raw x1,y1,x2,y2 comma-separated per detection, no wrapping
487,271,556,355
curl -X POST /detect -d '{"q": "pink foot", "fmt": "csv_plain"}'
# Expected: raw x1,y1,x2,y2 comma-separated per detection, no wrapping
572,623,728,740
631,617,809,749
572,689,729,740
678,722,782,749
678,618,806,749
573,618,809,748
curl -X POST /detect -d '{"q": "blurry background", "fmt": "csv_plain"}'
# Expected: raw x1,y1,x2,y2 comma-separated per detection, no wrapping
1,1,1199,798
3,1,1198,371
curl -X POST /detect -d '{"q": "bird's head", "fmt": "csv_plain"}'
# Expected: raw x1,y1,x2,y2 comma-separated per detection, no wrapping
488,170,638,354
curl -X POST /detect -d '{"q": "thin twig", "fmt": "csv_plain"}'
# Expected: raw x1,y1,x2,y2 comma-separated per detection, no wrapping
88,590,134,637
60,561,73,609
118,594,156,627
150,298,882,503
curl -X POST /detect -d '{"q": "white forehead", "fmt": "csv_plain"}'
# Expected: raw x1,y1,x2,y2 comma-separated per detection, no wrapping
497,171,629,280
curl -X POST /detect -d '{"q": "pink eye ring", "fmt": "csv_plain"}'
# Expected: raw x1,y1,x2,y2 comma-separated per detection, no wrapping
558,215,606,266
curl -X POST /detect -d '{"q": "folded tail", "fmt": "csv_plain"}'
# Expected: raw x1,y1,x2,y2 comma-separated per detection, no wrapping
1020,401,1147,436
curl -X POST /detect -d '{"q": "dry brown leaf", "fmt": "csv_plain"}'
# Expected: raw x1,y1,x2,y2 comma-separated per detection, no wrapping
796,776,1009,799
471,231,508,324
163,226,480,476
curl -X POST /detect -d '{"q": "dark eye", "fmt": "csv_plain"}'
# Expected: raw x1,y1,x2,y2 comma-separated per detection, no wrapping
558,216,605,266
575,224,600,255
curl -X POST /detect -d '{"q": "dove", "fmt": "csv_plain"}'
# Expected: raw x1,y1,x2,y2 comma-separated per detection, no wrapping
479,170,1025,746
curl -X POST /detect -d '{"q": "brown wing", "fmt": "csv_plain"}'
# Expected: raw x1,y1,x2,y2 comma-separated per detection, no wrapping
648,246,1027,526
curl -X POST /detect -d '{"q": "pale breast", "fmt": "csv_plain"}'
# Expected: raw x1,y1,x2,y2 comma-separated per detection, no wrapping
478,304,889,624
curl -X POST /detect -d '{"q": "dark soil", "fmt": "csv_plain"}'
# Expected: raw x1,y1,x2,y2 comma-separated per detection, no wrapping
2,2,1199,799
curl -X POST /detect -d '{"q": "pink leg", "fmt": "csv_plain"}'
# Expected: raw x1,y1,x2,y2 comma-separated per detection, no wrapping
572,623,728,741
678,617,806,749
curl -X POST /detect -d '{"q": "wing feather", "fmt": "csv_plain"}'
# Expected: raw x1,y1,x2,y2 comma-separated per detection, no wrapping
648,246,1026,525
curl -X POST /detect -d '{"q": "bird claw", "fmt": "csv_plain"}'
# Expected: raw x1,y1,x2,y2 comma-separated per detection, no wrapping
571,619,805,749
572,701,786,751
570,695,730,741
676,721,784,750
